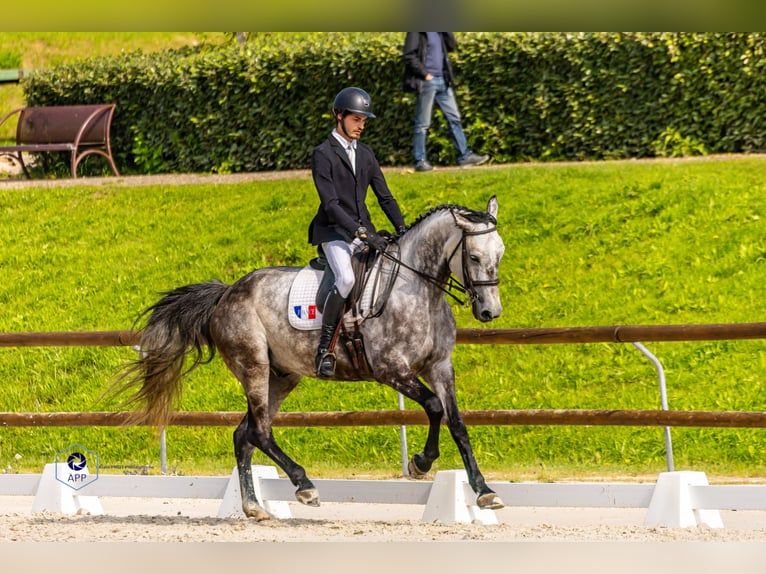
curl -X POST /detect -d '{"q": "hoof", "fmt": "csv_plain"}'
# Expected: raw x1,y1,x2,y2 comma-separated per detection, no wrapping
296,487,320,507
243,504,272,522
407,457,429,480
477,492,504,510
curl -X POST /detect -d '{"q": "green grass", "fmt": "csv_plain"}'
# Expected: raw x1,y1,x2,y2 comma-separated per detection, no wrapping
1,158,766,480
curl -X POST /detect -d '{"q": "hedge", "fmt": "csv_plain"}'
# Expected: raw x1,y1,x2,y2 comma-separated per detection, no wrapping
20,32,766,176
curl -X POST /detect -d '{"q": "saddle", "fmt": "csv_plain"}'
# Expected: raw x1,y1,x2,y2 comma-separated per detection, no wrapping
311,247,372,314
288,243,400,379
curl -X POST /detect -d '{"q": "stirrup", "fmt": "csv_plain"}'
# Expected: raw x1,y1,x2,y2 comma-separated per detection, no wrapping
315,350,336,378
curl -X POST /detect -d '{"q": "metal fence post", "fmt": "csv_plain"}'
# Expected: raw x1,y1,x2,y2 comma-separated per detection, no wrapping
632,342,675,472
398,392,409,477
160,427,167,475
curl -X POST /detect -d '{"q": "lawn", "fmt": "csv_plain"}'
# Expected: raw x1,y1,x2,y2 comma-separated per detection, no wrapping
1,157,765,479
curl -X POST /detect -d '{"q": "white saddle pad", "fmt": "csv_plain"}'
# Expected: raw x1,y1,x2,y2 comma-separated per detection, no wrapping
288,266,324,330
287,260,386,331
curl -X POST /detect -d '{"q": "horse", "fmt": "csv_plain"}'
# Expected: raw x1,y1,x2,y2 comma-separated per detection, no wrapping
113,195,505,521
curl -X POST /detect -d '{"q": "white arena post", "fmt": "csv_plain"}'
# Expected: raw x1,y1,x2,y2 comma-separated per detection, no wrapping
644,471,723,528
30,463,103,515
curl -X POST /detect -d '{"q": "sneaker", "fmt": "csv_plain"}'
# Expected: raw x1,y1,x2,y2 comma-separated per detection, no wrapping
458,153,489,167
414,160,434,172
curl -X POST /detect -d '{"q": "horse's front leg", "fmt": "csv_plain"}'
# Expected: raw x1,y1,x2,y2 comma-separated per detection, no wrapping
379,375,443,478
407,391,444,479
408,391,445,478
425,363,504,510
443,400,504,509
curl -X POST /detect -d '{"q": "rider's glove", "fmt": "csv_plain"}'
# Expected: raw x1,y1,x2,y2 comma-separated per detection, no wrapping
355,226,387,252
365,231,388,252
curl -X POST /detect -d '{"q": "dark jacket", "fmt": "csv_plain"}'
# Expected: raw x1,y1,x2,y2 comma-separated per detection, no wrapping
401,32,457,94
308,135,405,246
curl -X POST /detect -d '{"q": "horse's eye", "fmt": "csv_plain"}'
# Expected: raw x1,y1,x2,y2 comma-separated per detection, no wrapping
469,254,480,263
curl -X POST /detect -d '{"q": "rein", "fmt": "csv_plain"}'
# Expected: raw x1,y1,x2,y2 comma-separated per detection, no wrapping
380,224,499,307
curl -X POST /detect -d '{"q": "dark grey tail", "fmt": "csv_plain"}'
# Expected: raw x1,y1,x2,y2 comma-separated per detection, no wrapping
110,280,229,427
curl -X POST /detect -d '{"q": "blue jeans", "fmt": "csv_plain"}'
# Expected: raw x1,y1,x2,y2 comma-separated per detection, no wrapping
413,75,470,164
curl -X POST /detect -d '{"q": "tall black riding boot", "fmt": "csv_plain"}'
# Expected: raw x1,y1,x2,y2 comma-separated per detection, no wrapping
315,287,346,378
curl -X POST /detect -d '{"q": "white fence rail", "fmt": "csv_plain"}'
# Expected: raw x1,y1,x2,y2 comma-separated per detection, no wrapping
2,464,764,529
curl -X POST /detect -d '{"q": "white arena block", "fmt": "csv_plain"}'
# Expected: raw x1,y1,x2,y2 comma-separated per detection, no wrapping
644,471,723,528
217,465,292,519
421,469,498,525
31,463,103,515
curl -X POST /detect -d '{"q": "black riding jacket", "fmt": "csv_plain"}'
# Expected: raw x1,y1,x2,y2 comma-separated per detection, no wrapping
308,135,405,246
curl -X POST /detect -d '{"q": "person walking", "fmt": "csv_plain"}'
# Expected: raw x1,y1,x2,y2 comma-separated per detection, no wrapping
402,32,489,172
308,86,407,378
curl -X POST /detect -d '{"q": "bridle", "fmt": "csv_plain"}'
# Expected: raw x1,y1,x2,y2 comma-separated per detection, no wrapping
379,223,500,307
447,226,501,304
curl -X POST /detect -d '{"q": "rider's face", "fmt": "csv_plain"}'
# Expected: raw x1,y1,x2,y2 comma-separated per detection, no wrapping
338,113,367,141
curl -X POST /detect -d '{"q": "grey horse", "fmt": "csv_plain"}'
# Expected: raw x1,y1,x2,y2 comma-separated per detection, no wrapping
114,196,505,520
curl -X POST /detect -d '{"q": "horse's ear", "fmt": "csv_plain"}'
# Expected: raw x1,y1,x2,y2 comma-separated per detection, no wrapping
487,195,499,220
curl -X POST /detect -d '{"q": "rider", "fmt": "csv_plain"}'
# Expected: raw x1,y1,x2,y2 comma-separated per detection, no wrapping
308,86,407,378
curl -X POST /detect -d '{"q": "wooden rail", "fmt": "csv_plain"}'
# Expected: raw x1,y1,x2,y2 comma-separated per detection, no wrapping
2,322,766,348
458,322,766,344
0,330,139,347
1,409,765,429
1,324,764,431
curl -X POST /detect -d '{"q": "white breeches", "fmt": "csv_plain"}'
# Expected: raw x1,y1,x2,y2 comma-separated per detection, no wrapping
322,238,364,299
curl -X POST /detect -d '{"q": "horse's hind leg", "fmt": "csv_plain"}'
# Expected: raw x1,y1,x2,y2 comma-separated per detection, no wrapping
263,370,319,506
233,368,319,519
233,411,271,521
380,375,444,479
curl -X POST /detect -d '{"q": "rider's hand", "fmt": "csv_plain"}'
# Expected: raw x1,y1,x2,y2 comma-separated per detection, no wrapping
354,225,388,252
355,226,388,251
365,231,388,252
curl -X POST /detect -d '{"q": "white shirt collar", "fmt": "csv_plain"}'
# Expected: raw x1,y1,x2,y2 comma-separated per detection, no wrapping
332,129,357,150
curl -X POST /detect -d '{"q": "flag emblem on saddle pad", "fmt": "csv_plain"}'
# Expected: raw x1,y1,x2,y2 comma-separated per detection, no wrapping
293,305,317,320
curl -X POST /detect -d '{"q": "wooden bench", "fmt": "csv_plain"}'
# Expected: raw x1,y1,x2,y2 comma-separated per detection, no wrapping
0,103,119,178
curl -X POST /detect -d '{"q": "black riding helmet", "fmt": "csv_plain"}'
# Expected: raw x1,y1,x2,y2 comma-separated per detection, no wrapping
333,87,376,119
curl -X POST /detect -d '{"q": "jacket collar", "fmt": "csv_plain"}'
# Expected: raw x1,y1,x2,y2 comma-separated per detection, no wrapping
329,131,357,174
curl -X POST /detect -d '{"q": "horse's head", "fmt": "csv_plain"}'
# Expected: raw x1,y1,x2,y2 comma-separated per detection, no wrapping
450,195,505,322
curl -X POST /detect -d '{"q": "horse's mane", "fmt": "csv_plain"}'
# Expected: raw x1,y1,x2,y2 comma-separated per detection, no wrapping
394,203,495,239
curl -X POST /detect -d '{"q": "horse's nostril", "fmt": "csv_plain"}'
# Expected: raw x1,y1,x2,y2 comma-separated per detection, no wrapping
480,310,492,322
